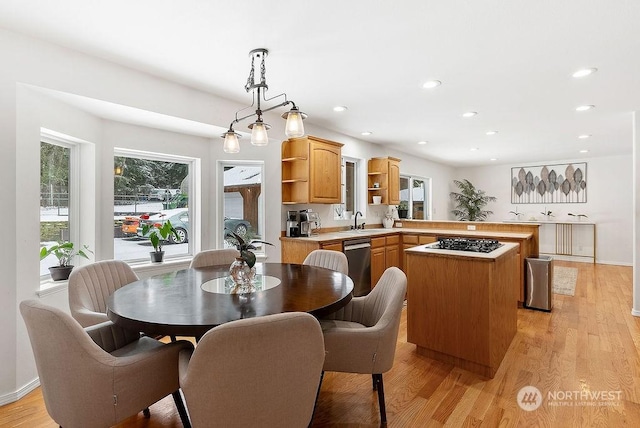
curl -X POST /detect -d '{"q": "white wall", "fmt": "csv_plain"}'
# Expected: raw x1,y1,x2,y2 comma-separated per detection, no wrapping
1,27,457,401
457,154,633,265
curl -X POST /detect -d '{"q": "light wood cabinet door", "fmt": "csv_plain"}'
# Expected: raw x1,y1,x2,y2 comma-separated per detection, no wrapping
320,242,343,252
388,158,401,205
371,246,386,287
309,140,341,203
385,244,400,269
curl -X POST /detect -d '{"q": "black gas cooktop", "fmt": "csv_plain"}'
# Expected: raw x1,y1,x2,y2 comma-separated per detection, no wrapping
433,237,503,253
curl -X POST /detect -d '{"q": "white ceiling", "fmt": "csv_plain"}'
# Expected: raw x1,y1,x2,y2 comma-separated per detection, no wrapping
1,0,639,167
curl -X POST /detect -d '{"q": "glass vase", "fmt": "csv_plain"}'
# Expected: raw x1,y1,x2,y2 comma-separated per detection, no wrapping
229,258,256,294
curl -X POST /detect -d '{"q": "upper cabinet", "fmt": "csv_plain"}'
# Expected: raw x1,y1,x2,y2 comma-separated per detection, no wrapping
367,157,401,205
282,136,343,204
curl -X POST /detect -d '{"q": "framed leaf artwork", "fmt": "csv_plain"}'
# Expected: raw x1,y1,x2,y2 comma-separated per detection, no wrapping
511,163,587,204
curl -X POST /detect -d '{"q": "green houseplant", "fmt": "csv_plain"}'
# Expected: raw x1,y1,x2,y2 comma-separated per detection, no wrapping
40,241,93,280
397,201,409,219
224,230,273,292
449,179,497,221
142,220,179,262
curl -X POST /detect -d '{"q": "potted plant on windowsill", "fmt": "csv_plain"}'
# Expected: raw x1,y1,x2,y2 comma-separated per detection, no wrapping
40,241,93,281
142,220,179,263
397,201,409,219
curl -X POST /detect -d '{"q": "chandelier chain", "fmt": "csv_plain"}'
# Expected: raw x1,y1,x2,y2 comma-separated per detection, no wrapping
245,54,256,92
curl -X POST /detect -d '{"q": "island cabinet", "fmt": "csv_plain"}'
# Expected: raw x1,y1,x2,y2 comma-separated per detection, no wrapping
282,136,343,204
371,235,401,286
367,157,401,205
405,243,519,378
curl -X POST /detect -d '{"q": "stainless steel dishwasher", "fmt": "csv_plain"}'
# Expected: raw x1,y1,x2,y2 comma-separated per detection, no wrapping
343,237,371,296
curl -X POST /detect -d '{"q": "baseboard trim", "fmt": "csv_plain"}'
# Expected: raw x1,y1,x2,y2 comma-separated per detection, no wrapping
0,377,40,406
631,309,640,317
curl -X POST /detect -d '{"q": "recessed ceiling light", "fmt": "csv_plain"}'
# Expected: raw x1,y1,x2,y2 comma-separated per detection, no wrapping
470,147,479,151
579,149,589,153
572,68,597,78
361,131,372,136
462,111,478,118
422,80,441,89
333,106,348,112
578,134,591,139
576,105,595,112
486,131,498,135
490,158,498,161
417,141,427,145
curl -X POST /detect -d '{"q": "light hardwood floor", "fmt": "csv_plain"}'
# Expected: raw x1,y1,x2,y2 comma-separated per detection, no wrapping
1,261,639,427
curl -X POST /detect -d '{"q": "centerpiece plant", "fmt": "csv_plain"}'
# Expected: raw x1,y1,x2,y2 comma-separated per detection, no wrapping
225,230,273,290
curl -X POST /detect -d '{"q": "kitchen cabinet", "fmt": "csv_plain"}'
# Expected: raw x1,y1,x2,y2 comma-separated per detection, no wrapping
401,234,436,270
282,136,343,204
371,235,401,286
367,157,401,205
320,241,343,252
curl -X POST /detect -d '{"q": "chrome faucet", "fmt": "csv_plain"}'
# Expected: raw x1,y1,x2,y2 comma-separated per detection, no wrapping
354,211,363,230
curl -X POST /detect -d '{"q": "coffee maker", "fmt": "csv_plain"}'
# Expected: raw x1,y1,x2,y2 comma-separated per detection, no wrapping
286,210,300,237
299,209,320,237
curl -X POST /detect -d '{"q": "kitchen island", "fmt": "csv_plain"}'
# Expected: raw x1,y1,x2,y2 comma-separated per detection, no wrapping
405,242,519,378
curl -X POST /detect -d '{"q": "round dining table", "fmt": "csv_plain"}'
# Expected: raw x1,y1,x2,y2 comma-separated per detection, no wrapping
107,262,354,338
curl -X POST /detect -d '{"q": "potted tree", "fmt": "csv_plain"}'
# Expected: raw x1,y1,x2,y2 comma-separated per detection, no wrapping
40,241,93,281
142,220,179,262
449,179,497,221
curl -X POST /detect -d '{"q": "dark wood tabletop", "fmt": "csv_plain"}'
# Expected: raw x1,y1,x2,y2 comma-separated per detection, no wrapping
107,262,354,338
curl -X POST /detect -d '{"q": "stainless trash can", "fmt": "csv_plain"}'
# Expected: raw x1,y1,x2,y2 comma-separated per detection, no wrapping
525,256,554,311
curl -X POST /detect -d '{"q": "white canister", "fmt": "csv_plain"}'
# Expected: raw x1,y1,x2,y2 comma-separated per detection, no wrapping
372,196,382,205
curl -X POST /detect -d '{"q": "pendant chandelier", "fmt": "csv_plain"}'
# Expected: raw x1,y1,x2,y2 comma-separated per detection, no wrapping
222,48,307,153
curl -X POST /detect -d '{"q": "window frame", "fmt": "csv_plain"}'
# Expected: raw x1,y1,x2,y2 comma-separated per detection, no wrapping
334,156,364,220
400,174,432,220
217,160,266,255
39,133,79,280
113,148,198,263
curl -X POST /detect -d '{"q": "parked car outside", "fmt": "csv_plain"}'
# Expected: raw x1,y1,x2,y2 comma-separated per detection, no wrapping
149,188,180,201
224,217,251,236
132,210,252,244
121,216,141,236
137,209,189,244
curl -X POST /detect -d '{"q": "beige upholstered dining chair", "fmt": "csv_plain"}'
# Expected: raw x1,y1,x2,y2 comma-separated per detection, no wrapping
179,312,325,428
68,260,139,327
189,248,240,268
319,266,407,424
20,299,194,428
303,249,349,275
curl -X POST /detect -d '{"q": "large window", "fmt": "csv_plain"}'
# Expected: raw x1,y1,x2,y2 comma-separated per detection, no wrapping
399,175,431,220
114,150,193,261
220,162,265,252
40,139,74,276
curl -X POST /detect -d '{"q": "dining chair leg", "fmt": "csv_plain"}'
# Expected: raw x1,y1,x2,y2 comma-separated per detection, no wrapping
143,407,151,418
309,371,325,427
373,374,387,424
172,390,191,428
372,374,377,390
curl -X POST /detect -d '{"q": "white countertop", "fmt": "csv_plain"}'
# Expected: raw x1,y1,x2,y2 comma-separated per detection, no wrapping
404,242,519,260
280,228,533,242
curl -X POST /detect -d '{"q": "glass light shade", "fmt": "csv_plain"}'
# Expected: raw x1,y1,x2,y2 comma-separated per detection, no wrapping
223,132,240,153
285,110,305,138
250,122,269,146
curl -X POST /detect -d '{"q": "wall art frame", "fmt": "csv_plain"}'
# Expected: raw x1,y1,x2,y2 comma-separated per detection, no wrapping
511,162,587,204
